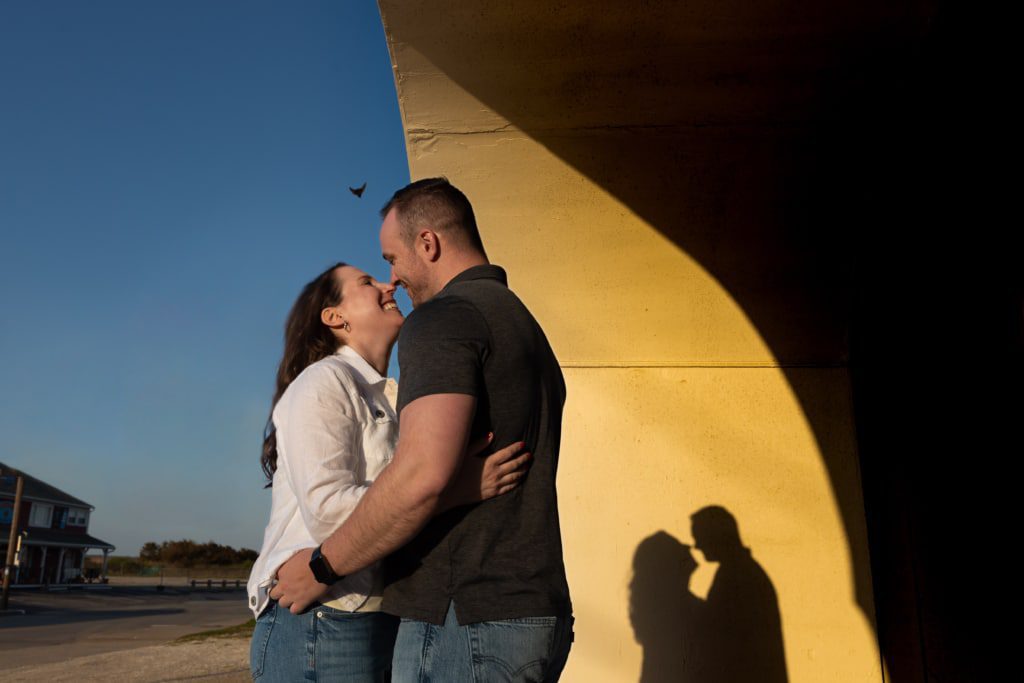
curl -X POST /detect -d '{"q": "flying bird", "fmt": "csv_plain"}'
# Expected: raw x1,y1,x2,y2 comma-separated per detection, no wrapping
349,182,366,198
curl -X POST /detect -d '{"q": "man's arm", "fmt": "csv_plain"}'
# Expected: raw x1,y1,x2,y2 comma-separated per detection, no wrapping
270,392,475,612
321,392,475,571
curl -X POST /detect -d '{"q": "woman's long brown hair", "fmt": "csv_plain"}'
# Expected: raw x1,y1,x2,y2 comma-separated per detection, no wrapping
261,262,346,480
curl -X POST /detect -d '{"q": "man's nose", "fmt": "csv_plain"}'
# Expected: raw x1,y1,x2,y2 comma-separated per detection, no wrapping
380,279,397,295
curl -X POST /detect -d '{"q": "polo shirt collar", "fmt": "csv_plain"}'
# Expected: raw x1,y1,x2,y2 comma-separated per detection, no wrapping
335,345,389,389
443,264,508,289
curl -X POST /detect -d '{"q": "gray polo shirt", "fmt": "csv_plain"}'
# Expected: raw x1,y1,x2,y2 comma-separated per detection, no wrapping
382,264,572,625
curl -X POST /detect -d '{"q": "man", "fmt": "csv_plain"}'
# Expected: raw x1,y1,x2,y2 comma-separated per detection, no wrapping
691,506,788,683
271,177,574,681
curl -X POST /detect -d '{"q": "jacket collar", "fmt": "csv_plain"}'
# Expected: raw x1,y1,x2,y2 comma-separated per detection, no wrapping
335,345,389,389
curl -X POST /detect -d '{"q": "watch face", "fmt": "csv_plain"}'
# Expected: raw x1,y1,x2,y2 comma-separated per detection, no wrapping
309,548,332,584
309,547,340,585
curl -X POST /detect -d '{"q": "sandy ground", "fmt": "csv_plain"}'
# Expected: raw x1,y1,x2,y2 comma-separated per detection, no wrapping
1,638,250,682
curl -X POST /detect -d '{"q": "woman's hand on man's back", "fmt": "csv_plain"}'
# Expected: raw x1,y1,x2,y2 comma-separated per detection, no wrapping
441,433,531,510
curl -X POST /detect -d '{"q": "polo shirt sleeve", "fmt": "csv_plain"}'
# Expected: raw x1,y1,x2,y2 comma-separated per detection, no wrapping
397,295,489,408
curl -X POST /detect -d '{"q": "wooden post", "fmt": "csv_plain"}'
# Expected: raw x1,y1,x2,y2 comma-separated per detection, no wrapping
55,548,66,584
14,533,24,584
2,474,25,610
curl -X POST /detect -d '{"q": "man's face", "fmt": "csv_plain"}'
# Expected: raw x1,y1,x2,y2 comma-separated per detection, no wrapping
691,521,719,562
380,208,431,308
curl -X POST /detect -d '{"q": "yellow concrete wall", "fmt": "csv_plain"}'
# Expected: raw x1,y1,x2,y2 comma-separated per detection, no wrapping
379,3,893,681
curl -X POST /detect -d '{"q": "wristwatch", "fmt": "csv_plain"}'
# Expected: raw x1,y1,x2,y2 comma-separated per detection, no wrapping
308,545,344,585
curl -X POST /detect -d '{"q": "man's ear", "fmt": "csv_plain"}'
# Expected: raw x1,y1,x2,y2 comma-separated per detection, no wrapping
416,229,441,263
321,306,344,328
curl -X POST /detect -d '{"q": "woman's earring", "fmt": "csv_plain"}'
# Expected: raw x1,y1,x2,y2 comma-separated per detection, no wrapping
341,321,351,332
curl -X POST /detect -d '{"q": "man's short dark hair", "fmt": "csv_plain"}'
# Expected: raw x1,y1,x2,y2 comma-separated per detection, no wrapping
380,177,487,255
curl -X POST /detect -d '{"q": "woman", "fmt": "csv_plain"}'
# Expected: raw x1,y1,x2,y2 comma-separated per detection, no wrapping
247,262,527,681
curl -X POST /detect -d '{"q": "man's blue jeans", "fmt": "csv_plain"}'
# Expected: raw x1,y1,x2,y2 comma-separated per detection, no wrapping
392,601,574,683
250,600,399,682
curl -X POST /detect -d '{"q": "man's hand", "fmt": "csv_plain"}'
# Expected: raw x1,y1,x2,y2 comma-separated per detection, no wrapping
268,548,327,614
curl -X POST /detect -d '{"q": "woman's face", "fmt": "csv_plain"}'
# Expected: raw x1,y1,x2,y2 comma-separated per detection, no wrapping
333,265,404,345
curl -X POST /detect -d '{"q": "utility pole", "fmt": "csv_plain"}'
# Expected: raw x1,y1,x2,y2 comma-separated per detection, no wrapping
2,469,25,611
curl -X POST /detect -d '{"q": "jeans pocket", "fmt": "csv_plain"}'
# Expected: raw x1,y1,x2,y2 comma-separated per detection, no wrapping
469,617,559,683
249,602,277,679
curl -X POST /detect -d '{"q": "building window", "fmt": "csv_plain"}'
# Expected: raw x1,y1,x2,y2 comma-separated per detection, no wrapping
29,503,53,528
68,508,89,526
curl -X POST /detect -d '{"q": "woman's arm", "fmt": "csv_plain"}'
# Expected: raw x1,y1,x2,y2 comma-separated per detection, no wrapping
438,434,532,511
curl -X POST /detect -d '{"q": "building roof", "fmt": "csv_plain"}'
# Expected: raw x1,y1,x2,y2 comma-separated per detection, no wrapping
0,525,115,550
0,461,93,509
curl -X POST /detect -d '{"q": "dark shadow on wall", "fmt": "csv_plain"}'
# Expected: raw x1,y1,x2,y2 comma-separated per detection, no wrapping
382,3,893,656
630,531,702,683
381,2,1019,680
692,507,788,683
631,509,787,683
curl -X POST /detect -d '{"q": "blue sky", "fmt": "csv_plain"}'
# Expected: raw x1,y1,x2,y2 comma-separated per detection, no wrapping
0,1,411,555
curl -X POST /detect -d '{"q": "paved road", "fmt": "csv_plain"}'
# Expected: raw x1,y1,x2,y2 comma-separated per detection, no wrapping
0,586,252,669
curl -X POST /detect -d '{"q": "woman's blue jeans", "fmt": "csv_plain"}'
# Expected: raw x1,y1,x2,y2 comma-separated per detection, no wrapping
250,600,399,682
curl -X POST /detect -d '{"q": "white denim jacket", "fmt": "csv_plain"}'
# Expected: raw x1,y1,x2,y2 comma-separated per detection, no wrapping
246,345,398,618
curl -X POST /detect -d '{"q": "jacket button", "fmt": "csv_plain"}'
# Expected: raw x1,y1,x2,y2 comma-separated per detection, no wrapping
375,409,385,418
250,596,256,606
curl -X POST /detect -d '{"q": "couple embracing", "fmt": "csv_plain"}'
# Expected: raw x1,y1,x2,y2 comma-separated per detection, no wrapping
246,178,574,682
